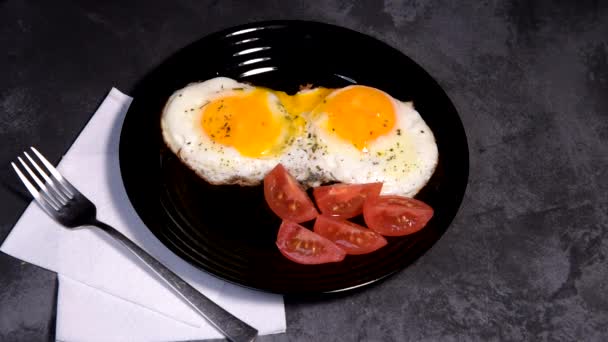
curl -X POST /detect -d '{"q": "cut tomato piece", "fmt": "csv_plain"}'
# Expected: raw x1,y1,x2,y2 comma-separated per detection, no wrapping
276,220,346,264
264,164,318,223
363,195,433,236
313,182,382,219
313,215,387,255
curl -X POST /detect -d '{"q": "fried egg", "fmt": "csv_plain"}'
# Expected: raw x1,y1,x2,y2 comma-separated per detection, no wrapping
161,77,438,197
161,77,309,185
308,85,438,196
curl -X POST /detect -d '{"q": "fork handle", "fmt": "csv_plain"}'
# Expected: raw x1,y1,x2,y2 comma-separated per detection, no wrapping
91,220,258,342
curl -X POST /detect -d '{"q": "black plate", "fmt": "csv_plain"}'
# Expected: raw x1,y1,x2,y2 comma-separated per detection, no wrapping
119,21,469,295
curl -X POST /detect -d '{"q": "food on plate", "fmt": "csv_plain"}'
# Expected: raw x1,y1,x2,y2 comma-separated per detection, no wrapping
276,220,346,264
363,195,434,236
161,77,310,185
161,77,438,197
307,85,438,197
265,165,433,263
313,215,387,255
313,182,382,219
263,164,318,223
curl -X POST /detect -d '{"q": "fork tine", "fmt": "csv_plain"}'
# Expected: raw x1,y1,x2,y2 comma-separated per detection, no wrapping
17,157,44,189
24,151,70,203
17,157,61,210
30,147,76,197
12,162,59,214
12,162,41,200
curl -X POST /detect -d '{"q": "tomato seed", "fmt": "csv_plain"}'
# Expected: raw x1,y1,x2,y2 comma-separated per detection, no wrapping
289,201,298,211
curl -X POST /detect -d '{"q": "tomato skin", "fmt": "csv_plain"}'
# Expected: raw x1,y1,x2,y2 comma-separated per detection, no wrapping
264,164,318,223
276,221,346,264
313,215,387,255
363,195,433,236
313,182,382,219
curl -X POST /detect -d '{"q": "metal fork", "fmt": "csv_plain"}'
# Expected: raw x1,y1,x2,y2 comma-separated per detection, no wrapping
11,147,258,342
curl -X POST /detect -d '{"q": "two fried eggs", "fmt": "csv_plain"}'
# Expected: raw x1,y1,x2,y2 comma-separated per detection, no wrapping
161,77,438,197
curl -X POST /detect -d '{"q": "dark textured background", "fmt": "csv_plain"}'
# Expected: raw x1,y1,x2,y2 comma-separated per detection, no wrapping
1,0,607,341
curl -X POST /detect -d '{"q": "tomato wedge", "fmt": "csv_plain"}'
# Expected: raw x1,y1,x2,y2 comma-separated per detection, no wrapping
264,164,318,223
313,182,382,219
276,220,346,264
363,195,433,236
313,215,387,255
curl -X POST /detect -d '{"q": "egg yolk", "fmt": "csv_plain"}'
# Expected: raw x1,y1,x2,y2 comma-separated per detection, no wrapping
316,86,396,150
275,88,334,114
273,88,333,134
201,89,285,157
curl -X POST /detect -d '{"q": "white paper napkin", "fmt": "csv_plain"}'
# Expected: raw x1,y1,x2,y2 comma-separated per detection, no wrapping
1,88,285,341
